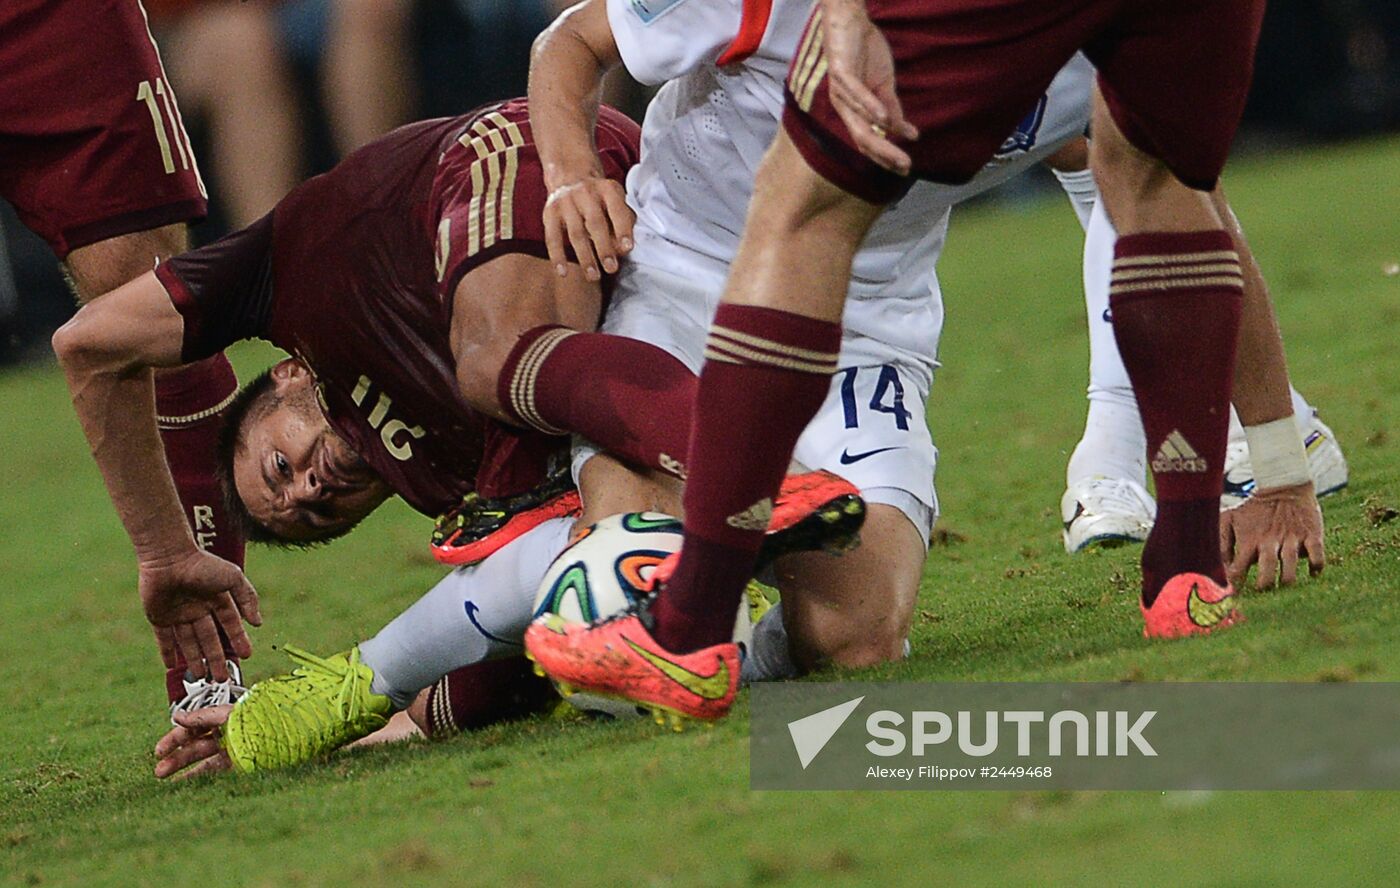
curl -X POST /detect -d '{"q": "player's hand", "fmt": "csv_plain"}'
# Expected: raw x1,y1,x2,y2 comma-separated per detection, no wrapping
1220,481,1326,590
543,174,635,282
819,0,917,175
154,706,234,780
140,548,262,682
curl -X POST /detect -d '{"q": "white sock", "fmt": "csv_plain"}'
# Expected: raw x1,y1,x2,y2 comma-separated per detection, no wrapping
1053,167,1098,231
359,517,573,709
1067,199,1147,486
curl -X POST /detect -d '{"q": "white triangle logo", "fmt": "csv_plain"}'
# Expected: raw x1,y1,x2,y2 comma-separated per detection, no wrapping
787,696,864,769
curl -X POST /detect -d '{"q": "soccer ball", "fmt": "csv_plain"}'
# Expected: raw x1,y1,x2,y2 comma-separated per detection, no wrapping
533,511,755,718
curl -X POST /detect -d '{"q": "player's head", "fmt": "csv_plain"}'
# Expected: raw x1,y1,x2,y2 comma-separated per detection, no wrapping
217,358,392,545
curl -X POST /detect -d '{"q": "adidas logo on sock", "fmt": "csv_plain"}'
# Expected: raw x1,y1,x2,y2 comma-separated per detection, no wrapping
726,498,773,531
1152,429,1208,474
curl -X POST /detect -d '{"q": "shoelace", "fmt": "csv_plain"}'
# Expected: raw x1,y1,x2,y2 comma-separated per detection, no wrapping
280,645,371,722
170,675,248,720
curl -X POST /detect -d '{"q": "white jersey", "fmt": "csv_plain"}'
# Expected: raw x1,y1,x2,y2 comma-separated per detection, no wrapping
607,0,1095,372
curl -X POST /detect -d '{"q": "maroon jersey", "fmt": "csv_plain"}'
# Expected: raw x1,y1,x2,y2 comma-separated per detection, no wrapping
156,100,642,516
0,0,207,257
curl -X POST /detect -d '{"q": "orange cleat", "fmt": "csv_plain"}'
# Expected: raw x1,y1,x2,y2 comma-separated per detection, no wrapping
525,612,740,727
1141,572,1242,639
432,469,580,566
759,470,866,568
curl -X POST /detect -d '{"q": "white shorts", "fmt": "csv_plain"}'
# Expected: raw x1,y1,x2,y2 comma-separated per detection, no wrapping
574,261,941,546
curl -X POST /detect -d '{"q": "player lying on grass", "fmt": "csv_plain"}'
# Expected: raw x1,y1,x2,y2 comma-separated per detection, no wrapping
54,97,865,756
4,0,249,714
54,97,866,688
1053,142,1348,556
523,0,1332,722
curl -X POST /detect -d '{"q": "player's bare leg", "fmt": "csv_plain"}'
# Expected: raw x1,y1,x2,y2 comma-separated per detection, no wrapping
322,0,417,153
67,224,247,696
1089,93,1243,637
772,505,922,670
165,4,301,226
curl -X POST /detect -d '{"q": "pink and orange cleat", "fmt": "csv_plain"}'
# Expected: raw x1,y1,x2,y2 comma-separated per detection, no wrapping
525,611,740,727
1141,572,1242,639
525,469,865,727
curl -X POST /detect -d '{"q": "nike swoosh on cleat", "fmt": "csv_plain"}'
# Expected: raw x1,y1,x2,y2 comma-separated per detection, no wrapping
465,601,521,646
1186,583,1235,627
839,446,903,465
624,638,731,700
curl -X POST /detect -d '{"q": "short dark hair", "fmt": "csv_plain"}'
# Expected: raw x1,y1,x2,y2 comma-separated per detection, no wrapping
215,368,286,546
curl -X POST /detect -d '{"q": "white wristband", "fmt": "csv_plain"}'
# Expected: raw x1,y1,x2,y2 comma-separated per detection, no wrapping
1243,416,1310,491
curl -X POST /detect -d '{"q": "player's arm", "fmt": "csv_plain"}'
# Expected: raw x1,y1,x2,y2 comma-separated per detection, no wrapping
52,273,259,679
1213,187,1325,588
528,0,630,281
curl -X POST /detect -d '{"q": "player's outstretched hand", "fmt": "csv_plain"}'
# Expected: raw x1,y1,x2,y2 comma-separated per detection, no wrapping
155,706,234,780
141,548,262,682
1220,481,1326,590
543,175,635,282
820,0,917,175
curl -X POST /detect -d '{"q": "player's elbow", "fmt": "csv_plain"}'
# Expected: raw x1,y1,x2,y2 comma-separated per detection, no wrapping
51,309,133,377
51,316,91,370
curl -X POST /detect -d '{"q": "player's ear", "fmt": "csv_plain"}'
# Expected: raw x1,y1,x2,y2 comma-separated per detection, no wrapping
268,358,311,390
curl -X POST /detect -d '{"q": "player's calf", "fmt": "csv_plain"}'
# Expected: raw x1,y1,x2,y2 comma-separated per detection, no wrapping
769,505,922,671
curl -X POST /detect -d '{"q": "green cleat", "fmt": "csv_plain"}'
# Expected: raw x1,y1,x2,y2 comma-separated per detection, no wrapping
223,646,393,773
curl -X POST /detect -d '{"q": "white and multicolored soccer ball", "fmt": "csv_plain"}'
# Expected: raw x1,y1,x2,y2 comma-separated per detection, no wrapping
533,511,755,718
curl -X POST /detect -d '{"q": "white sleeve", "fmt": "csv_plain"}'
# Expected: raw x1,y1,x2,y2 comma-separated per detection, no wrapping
605,0,743,86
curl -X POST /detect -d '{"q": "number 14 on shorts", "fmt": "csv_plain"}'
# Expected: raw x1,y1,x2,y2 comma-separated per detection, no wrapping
839,365,911,430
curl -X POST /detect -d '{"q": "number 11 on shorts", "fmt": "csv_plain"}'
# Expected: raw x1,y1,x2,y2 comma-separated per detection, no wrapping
136,77,192,176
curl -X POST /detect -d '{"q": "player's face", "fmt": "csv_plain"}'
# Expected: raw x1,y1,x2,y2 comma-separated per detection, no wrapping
231,364,391,542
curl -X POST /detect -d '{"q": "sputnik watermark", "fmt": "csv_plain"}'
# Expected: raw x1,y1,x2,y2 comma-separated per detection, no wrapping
751,682,1400,790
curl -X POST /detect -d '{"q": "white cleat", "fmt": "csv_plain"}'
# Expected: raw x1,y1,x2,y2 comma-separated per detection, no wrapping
1220,414,1349,510
169,661,247,725
1061,477,1157,554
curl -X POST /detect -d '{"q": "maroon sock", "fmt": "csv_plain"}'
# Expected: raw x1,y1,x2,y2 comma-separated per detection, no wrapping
651,305,841,652
156,353,243,701
498,326,696,478
422,658,555,736
1109,230,1243,605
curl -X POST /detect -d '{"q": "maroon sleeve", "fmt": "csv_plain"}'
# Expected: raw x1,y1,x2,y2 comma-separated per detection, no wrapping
155,214,276,363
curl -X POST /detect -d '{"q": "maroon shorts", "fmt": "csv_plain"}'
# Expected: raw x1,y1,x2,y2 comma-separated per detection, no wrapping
0,0,207,258
784,0,1265,204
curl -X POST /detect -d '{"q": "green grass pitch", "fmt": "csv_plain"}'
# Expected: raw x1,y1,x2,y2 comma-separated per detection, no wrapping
3,138,1398,886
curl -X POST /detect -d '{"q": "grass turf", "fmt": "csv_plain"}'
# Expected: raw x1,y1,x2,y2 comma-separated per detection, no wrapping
3,137,1398,886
